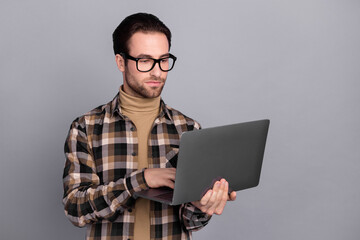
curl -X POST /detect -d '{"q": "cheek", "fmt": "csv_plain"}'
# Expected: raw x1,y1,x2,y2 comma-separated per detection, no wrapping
126,62,139,75
127,70,149,84
125,65,141,79
161,72,168,80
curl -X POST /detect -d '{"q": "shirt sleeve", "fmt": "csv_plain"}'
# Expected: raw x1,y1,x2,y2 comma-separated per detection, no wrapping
62,117,149,227
180,203,212,231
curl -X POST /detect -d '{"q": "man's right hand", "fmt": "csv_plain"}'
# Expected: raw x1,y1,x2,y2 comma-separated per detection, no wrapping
144,168,176,189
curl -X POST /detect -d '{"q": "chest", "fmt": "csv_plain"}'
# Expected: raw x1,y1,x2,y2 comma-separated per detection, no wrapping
89,118,180,183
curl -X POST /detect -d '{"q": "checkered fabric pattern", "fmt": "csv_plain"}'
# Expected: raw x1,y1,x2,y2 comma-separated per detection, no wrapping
63,93,211,240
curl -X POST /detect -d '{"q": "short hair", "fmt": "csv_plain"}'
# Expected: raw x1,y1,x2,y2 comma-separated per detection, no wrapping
112,13,172,55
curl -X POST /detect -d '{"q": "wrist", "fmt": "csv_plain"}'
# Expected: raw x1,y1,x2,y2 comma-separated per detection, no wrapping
142,168,150,188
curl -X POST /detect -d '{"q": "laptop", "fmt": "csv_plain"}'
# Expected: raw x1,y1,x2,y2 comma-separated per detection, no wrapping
135,119,270,205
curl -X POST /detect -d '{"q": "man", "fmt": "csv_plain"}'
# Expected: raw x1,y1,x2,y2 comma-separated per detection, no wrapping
63,13,236,240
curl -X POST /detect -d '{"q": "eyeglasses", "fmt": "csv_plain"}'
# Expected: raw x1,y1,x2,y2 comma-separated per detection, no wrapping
121,53,177,72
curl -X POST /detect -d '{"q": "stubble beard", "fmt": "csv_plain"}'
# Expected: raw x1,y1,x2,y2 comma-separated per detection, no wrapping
124,71,166,98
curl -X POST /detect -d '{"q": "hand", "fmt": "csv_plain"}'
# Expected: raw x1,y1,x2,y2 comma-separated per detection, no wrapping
144,168,176,189
191,178,236,215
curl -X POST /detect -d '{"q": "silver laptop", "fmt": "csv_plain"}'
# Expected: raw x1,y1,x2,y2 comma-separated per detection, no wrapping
135,119,270,205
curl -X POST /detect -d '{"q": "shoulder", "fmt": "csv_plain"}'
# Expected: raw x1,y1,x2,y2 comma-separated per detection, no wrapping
68,100,112,132
165,104,201,130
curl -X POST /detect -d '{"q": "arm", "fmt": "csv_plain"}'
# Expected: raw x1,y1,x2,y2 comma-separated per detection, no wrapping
62,118,149,227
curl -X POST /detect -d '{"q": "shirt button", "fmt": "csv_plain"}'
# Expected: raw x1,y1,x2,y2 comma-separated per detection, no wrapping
132,152,136,156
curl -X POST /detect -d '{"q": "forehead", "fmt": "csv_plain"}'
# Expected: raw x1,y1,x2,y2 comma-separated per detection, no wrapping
127,31,169,57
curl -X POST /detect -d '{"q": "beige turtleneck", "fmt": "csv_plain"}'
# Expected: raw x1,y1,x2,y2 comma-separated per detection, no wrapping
119,87,160,240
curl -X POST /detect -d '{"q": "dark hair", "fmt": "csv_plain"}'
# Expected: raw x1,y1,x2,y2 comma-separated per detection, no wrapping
112,13,172,55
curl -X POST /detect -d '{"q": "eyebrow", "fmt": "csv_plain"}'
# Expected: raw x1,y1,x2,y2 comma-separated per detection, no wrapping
136,53,170,58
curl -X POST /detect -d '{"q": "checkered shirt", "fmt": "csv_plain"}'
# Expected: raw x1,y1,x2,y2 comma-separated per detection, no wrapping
63,93,211,240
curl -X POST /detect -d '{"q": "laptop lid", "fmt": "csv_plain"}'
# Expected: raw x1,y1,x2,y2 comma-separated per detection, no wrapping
136,119,270,205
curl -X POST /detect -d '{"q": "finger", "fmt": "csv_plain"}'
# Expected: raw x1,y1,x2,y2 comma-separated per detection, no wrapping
166,168,176,180
165,180,175,189
228,191,237,201
199,189,214,214
214,181,229,215
191,194,208,212
199,189,213,206
167,168,176,173
160,168,175,182
213,180,227,213
168,172,176,181
206,180,223,215
192,189,213,213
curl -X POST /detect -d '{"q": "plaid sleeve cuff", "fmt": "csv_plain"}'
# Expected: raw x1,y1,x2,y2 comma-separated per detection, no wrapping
181,203,212,231
190,205,211,221
123,168,149,195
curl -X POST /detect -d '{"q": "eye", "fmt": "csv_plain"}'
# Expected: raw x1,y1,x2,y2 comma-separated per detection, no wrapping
161,58,169,63
139,59,151,63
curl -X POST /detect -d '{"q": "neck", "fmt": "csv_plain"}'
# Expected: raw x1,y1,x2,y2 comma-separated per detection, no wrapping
119,86,161,113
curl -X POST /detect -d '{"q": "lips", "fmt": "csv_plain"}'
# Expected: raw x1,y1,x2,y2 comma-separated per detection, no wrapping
145,80,163,87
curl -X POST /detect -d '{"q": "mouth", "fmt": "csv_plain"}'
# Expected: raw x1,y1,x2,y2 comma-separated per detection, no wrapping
145,80,163,87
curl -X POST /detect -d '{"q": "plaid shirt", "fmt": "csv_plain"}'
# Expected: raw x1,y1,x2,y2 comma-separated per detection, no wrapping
63,93,211,240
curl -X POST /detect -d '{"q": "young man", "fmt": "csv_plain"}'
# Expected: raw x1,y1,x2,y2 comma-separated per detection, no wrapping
63,13,236,240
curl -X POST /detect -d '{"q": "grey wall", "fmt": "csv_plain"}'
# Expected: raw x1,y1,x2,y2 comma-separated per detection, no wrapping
1,0,359,239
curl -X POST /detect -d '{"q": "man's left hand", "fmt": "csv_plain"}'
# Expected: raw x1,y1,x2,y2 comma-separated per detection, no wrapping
191,178,236,215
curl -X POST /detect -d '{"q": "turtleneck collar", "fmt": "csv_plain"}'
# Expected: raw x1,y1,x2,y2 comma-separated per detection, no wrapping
119,85,161,113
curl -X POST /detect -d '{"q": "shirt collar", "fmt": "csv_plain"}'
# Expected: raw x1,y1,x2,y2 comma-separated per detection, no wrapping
110,92,173,122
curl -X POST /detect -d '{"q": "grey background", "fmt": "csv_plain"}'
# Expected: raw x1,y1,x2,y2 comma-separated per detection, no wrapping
1,0,359,239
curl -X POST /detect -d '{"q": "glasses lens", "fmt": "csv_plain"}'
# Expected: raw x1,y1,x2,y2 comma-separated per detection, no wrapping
137,58,155,72
160,57,175,71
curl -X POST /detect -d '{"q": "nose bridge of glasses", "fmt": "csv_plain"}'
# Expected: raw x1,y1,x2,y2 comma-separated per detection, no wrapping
150,59,162,72
154,58,161,67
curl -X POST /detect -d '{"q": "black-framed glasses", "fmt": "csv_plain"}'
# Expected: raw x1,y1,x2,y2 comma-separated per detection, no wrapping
121,53,177,72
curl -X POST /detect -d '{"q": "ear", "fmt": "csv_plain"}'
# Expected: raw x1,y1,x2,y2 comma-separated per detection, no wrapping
115,54,125,72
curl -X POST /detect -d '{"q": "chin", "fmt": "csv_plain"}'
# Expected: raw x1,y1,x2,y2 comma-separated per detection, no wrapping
148,92,162,98
147,87,164,97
